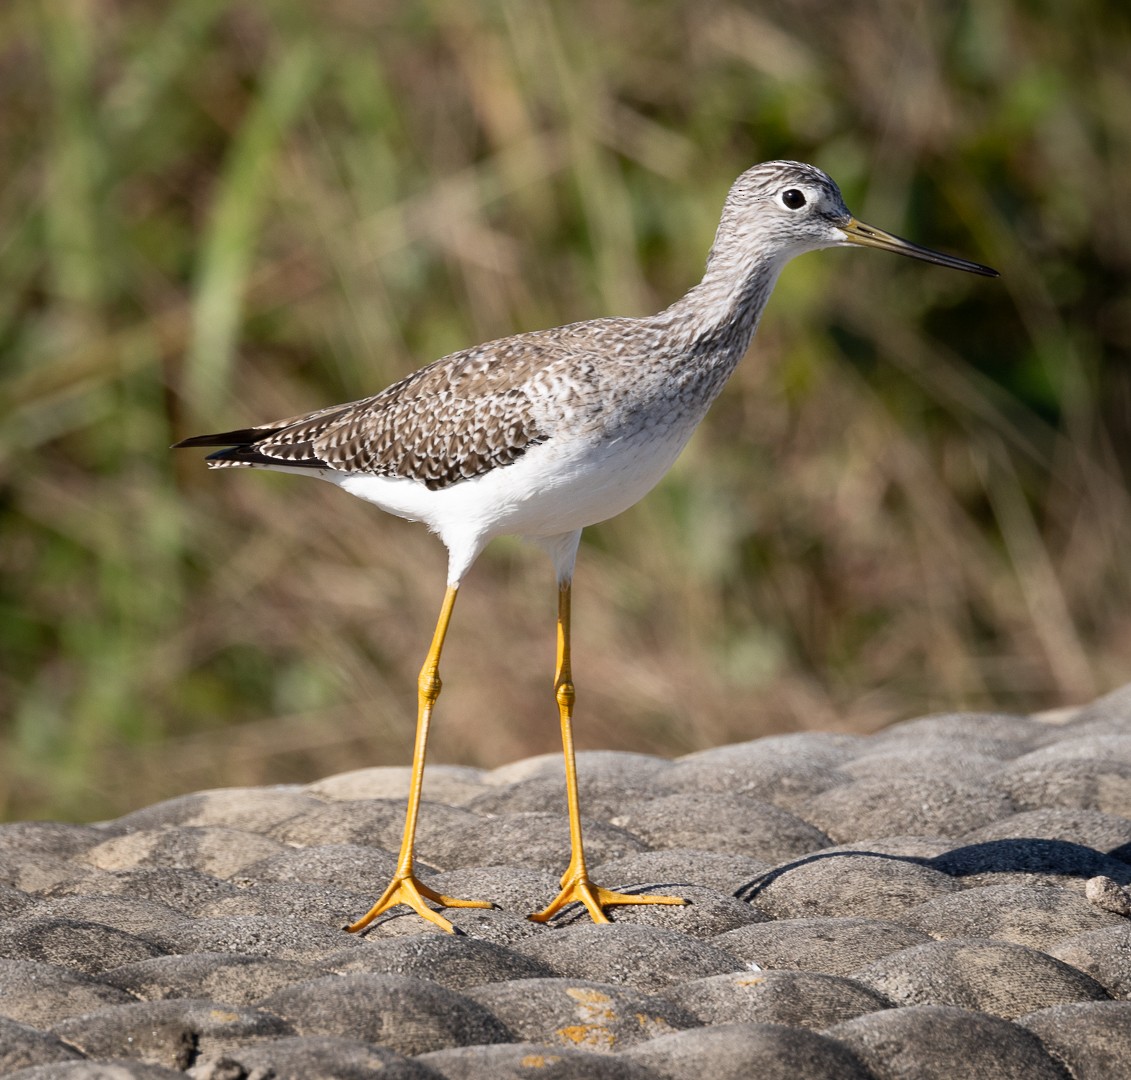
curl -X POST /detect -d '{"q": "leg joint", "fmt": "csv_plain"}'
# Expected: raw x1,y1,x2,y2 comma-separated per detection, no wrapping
555,677,575,711
418,665,442,702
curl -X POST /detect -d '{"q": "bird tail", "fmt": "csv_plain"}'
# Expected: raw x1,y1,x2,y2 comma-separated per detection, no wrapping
171,427,326,470
172,427,269,450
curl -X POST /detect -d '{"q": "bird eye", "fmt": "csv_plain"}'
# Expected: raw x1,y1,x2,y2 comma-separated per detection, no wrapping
780,189,807,210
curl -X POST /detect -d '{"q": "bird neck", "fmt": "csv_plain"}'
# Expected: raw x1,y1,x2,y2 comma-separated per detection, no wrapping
658,253,783,369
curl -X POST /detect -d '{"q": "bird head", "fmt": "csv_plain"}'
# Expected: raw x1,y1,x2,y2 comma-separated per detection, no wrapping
714,161,998,278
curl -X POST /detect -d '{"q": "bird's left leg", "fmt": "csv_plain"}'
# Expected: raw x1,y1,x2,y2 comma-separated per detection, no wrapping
529,578,687,924
347,585,492,934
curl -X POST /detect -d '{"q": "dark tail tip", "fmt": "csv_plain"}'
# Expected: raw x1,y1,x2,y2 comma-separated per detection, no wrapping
171,428,263,450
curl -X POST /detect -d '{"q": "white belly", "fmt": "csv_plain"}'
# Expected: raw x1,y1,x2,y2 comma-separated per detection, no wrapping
333,419,696,579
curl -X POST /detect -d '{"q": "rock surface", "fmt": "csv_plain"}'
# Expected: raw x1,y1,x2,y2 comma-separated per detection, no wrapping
2,687,1131,1077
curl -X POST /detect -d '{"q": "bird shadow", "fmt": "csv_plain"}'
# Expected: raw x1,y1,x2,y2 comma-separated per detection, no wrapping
734,838,1131,904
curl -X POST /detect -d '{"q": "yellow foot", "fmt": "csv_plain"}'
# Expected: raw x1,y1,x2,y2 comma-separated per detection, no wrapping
528,877,687,925
345,873,493,935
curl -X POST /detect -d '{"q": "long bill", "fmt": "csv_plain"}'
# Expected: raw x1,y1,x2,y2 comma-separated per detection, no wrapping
840,218,999,278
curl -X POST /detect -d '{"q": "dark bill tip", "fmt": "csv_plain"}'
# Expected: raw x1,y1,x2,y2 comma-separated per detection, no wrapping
841,218,999,278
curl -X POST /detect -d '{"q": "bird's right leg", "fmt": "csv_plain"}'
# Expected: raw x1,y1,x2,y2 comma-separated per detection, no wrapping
346,585,492,934
529,579,686,923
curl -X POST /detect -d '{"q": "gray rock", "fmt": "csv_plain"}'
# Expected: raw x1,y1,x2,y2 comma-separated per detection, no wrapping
1006,733,1131,769
852,937,1110,1018
867,712,1042,757
1057,713,1131,740
959,807,1131,858
466,977,699,1050
660,969,891,1029
418,812,648,873
0,884,35,918
418,1041,657,1079
320,933,558,988
485,750,672,795
0,1015,84,1071
995,757,1131,816
838,749,1003,783
109,788,319,833
257,972,512,1055
803,775,1015,841
308,762,488,805
470,755,677,831
0,852,114,895
80,827,286,879
196,880,380,925
675,732,866,771
712,917,933,977
1063,682,1131,728
620,1021,872,1080
1018,1000,1131,1079
1048,924,1131,999
5,684,1131,1076
0,822,118,858
481,752,567,786
238,842,401,893
828,1004,1066,1079
152,915,363,961
1085,874,1131,915
0,958,135,1025
468,770,674,821
415,866,754,941
19,895,188,939
545,885,761,939
354,903,547,946
930,836,1131,890
4,1063,186,1079
327,865,551,944
512,923,744,992
742,852,960,919
0,918,165,975
101,952,327,1005
191,1036,441,1079
268,798,478,849
819,835,955,859
421,864,560,915
73,868,241,914
664,757,850,814
592,848,772,895
51,999,291,1069
609,793,831,861
902,883,1124,949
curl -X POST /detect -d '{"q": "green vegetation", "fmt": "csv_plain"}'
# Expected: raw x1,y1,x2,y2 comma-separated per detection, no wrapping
3,1,1130,820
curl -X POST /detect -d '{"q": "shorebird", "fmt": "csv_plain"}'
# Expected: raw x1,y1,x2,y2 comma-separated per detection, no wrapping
175,161,997,933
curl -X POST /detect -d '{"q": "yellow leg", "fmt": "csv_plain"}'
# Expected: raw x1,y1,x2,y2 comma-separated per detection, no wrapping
347,585,492,934
529,581,686,924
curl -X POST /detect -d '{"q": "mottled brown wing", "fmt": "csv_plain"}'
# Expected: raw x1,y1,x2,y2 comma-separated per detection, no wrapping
193,338,557,490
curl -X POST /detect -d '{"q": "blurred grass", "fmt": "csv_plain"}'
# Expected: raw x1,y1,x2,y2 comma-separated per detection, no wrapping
3,0,1131,821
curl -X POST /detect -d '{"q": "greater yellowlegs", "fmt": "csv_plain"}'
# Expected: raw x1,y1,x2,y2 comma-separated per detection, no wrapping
175,161,998,933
